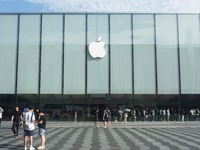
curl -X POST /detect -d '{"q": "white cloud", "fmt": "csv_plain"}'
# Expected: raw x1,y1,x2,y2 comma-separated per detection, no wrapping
23,0,200,13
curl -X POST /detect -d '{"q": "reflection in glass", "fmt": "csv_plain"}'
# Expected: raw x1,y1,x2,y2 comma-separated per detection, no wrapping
178,15,200,93
64,15,86,94
110,15,132,94
18,15,40,94
0,15,18,94
156,15,179,94
41,15,63,94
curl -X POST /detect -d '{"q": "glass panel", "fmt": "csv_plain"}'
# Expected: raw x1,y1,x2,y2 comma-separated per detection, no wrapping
156,15,179,94
110,14,132,94
40,15,63,94
0,15,17,94
18,15,40,94
179,15,200,94
134,94,157,121
87,14,109,94
109,94,134,122
133,15,156,94
17,94,39,108
180,94,200,121
64,15,86,94
157,94,179,121
40,94,62,121
63,94,87,121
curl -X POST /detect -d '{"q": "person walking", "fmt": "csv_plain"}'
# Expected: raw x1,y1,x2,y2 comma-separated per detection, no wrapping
11,106,22,138
0,106,4,128
24,106,35,150
37,109,46,150
74,110,77,122
103,109,108,128
94,108,100,127
107,108,112,128
124,112,128,123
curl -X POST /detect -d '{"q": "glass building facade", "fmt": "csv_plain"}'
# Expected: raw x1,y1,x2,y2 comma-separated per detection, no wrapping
0,13,200,121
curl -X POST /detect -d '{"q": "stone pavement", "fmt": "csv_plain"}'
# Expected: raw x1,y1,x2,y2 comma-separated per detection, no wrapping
0,121,200,150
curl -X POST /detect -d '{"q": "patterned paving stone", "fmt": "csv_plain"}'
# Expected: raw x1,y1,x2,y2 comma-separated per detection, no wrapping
0,121,200,150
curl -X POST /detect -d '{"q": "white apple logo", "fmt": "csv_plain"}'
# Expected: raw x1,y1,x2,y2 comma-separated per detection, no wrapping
88,36,106,58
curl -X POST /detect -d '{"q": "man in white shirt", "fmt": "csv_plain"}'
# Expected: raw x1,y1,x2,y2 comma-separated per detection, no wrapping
0,106,4,128
23,106,35,150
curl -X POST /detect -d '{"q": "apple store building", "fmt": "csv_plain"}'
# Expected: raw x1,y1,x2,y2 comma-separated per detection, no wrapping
1,13,200,121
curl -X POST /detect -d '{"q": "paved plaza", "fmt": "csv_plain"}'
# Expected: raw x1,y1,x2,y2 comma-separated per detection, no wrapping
0,121,200,150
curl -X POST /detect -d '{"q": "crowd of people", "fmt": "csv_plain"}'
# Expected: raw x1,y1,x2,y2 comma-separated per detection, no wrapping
90,106,200,128
99,107,200,122
90,106,200,123
30,106,200,123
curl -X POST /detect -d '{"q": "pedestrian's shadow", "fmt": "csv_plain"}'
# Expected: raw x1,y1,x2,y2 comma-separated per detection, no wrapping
1,135,15,138
0,127,12,129
0,144,24,149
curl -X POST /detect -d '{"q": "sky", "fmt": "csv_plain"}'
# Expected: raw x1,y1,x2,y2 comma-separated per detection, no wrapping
0,0,200,13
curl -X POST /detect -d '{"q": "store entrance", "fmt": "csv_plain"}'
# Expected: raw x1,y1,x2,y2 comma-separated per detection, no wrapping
88,96,108,121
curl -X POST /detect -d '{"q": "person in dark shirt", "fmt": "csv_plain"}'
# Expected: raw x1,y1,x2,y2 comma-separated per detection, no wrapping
11,106,22,138
37,109,46,150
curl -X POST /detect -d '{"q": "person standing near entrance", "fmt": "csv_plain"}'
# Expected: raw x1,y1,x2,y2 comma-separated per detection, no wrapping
37,109,46,150
0,106,4,128
103,109,108,128
107,108,112,128
11,106,22,138
124,111,128,123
